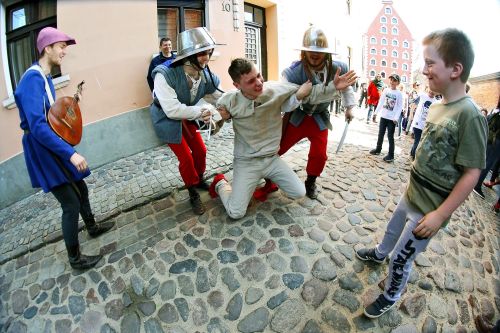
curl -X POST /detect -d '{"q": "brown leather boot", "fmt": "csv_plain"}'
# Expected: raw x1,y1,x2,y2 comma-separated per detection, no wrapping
188,187,206,215
67,244,102,270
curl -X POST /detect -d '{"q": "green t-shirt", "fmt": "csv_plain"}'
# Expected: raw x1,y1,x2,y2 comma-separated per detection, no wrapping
406,96,487,226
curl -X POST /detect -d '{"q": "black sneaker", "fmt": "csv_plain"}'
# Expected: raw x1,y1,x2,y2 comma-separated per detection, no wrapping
369,149,381,155
473,188,485,200
364,294,395,318
383,155,394,163
355,248,386,264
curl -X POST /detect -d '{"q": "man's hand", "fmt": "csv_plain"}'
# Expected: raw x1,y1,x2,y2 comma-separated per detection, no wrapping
412,210,447,239
333,68,357,91
296,80,312,101
70,153,88,173
345,107,354,123
200,109,212,123
217,106,231,120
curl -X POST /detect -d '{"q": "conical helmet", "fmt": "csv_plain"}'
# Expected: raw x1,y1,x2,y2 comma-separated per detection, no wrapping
171,27,223,64
297,25,336,54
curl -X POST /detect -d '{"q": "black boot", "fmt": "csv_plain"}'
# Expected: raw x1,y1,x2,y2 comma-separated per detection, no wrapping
305,175,319,199
85,217,115,238
188,187,206,215
195,176,210,191
67,244,102,270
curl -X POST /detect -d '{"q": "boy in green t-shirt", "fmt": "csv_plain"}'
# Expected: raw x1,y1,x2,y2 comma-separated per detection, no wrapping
355,28,487,318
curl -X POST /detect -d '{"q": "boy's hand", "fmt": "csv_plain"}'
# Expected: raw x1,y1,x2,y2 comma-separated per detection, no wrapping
412,210,447,239
296,80,312,101
333,68,357,91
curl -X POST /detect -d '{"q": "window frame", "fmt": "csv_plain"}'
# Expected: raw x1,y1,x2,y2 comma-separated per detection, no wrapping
370,37,376,44
370,48,377,55
380,25,387,34
370,58,376,66
157,0,206,50
5,0,58,91
392,50,398,58
381,38,387,45
381,59,387,67
391,17,398,24
392,27,398,35
381,48,387,56
380,16,387,23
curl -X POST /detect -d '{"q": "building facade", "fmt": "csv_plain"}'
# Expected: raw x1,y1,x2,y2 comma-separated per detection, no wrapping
363,0,413,85
0,0,360,208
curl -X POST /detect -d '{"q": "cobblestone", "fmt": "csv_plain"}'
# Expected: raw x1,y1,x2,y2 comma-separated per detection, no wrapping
1,114,498,332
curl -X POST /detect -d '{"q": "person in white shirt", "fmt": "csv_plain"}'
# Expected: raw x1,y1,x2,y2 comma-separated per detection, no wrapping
410,88,436,159
369,74,403,162
150,27,223,215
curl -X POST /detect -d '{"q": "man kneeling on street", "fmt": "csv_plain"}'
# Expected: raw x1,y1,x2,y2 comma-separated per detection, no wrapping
209,58,357,219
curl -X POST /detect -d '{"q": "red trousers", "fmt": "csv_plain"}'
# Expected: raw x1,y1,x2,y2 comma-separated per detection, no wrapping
278,115,328,177
168,121,206,187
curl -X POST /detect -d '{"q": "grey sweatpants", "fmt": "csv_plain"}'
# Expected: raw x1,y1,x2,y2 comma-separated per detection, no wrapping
216,155,305,219
374,195,431,302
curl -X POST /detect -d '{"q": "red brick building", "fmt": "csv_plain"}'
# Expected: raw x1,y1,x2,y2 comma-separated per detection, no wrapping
363,0,413,86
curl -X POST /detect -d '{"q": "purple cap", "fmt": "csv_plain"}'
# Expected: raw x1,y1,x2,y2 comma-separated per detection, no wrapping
36,27,76,54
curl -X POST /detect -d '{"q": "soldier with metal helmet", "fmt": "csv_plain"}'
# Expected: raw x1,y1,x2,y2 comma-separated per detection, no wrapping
150,27,224,215
255,25,357,200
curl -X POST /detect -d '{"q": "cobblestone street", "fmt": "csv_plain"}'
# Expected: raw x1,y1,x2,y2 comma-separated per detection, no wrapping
0,109,499,333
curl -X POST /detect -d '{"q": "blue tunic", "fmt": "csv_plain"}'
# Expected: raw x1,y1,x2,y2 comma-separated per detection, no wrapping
14,64,90,193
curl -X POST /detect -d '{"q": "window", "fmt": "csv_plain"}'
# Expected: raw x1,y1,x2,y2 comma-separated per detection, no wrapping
370,70,376,77
392,61,397,69
381,26,387,34
380,72,386,78
392,27,398,35
370,58,376,65
403,40,409,48
391,17,398,24
380,16,387,23
392,50,398,58
6,0,57,89
392,39,398,46
385,7,392,14
381,60,387,67
370,48,377,55
157,1,205,50
370,37,376,44
381,48,387,56
403,51,409,59
402,75,407,83
402,63,408,71
381,38,387,45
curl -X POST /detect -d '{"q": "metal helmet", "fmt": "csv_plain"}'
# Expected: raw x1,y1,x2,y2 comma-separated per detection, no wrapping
297,25,336,54
171,27,221,65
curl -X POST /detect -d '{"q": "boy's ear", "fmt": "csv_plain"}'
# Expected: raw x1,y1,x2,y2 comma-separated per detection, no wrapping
233,81,240,90
450,62,463,80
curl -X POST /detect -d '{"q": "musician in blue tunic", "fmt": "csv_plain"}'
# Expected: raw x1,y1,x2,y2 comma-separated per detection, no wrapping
14,27,113,270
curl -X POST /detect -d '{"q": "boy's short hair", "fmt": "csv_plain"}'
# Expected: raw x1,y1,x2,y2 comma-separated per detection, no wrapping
423,28,474,83
228,58,254,83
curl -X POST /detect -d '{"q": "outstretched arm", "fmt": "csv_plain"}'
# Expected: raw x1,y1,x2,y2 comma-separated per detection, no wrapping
303,68,358,105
